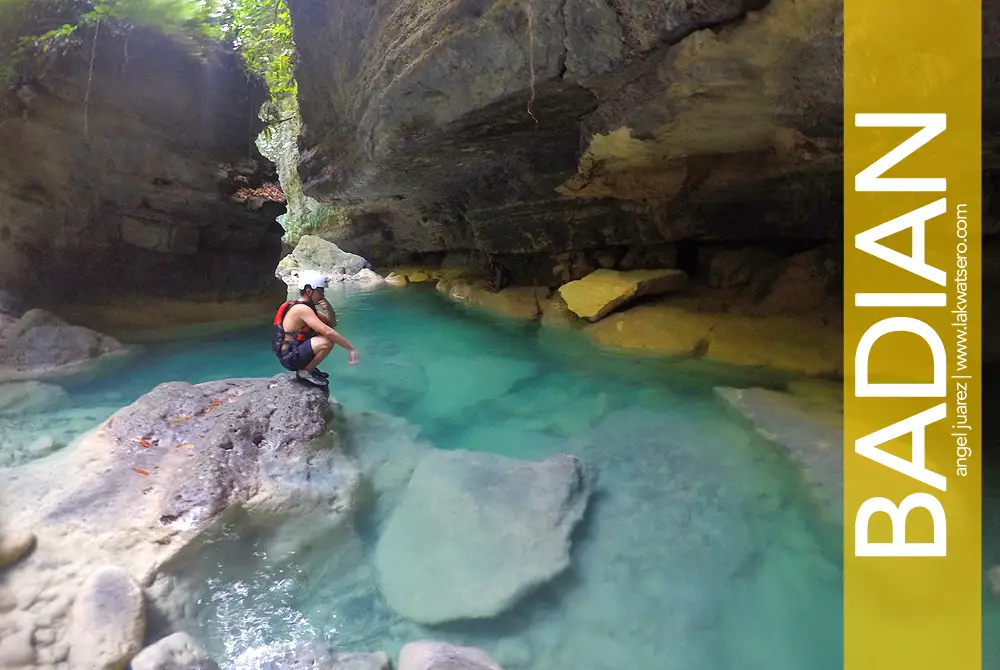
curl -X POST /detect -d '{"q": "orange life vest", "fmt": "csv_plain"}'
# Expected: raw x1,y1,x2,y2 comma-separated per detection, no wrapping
271,300,316,355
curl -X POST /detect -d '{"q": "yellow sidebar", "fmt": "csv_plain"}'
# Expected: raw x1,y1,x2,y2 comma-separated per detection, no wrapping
844,1,981,669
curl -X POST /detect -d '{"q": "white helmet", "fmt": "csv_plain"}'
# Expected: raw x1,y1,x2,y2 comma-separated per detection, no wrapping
297,270,328,290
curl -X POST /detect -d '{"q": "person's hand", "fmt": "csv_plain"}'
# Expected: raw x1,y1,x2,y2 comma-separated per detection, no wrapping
347,348,359,366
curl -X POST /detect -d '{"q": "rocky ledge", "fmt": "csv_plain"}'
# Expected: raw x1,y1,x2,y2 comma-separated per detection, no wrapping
0,372,593,668
383,242,843,377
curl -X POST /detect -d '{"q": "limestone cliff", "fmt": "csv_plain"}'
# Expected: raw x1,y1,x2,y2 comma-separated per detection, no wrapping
256,98,345,246
285,0,843,268
0,25,285,303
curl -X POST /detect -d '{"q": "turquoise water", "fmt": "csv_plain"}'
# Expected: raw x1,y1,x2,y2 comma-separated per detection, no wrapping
4,285,844,669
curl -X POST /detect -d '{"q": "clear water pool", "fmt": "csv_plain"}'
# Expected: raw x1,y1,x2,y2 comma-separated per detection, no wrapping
2,285,846,669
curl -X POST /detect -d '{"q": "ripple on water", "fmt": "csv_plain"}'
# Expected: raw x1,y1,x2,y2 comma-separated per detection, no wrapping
8,286,844,669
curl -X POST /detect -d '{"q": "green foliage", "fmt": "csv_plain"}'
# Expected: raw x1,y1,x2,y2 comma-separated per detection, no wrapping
6,0,298,103
1,0,224,83
217,0,296,102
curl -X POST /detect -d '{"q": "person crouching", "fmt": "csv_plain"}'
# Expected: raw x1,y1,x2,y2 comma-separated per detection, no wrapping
271,271,359,386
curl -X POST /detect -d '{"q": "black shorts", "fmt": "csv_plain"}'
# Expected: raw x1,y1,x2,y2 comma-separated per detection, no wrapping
275,338,315,371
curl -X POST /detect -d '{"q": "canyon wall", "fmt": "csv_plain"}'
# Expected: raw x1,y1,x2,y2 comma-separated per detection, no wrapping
0,24,285,304
285,0,843,276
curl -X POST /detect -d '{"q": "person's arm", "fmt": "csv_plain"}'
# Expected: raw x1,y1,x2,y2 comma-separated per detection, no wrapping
297,306,358,362
314,299,337,327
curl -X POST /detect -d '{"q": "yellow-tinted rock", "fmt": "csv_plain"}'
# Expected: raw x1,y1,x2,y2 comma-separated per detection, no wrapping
707,315,842,377
408,269,432,283
384,272,409,286
585,303,842,376
539,293,582,329
437,279,550,320
558,269,689,321
586,306,713,357
388,266,472,284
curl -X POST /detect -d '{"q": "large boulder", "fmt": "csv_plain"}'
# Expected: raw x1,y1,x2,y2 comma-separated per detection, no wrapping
0,374,361,592
0,309,126,378
398,641,503,670
375,450,595,624
67,565,146,670
275,235,377,289
583,302,843,376
0,375,365,670
558,269,688,321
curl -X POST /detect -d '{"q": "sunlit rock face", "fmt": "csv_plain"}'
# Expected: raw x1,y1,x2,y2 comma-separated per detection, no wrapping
0,26,285,303
285,0,842,263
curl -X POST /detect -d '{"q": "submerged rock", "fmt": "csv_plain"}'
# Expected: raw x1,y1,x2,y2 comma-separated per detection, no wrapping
232,641,390,670
67,565,146,670
584,303,842,376
340,411,432,526
715,386,843,527
375,450,595,625
398,641,503,670
544,407,758,669
0,380,69,417
0,309,125,379
130,632,219,670
436,279,552,321
559,269,689,321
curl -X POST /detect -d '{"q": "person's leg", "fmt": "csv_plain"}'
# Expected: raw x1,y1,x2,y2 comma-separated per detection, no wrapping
302,336,332,371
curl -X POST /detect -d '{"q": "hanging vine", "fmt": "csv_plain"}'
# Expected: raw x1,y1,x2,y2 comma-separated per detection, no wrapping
525,0,538,129
5,0,297,105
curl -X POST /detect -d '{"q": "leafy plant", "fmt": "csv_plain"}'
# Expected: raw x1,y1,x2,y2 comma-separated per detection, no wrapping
216,0,296,102
5,0,298,103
